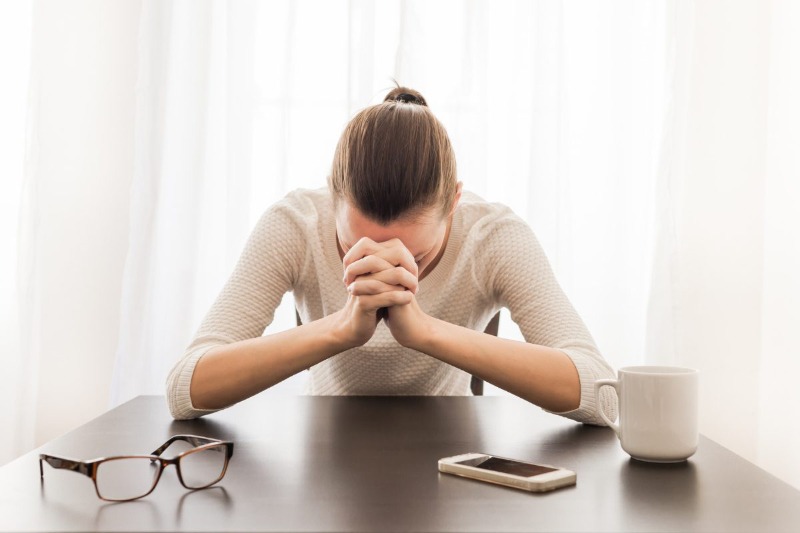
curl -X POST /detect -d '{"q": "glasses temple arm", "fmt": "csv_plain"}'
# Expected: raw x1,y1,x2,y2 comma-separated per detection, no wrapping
38,454,93,478
150,435,222,456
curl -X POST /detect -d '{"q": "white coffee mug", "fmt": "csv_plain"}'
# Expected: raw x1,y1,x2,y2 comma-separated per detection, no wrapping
595,366,699,463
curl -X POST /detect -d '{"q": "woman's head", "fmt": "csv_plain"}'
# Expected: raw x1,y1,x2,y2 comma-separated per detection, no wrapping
328,85,460,225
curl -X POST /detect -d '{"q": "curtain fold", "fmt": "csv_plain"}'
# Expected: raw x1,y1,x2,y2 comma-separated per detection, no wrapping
110,0,264,405
645,0,694,369
0,0,35,467
758,0,800,490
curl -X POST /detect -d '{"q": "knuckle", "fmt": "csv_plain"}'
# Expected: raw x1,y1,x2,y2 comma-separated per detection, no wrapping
355,256,369,268
392,290,410,303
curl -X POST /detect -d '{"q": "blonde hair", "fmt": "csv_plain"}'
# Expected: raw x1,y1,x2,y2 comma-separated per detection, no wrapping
328,85,458,224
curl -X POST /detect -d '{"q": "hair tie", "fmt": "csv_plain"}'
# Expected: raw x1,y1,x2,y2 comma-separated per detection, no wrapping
396,93,417,104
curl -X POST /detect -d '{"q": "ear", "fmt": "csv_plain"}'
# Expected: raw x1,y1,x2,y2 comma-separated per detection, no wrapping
448,181,463,217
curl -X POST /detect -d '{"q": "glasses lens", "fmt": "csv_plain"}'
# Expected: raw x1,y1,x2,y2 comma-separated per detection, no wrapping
179,444,228,489
95,457,160,501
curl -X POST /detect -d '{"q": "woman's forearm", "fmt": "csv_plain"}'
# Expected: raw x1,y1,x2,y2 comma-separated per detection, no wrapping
411,316,581,412
189,312,353,410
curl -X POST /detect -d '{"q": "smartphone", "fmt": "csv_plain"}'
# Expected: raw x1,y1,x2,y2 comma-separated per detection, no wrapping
438,452,576,493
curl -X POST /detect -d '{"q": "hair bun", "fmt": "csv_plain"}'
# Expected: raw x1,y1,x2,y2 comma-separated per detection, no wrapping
384,86,428,107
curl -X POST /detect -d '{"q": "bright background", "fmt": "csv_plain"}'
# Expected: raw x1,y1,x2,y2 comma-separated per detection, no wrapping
1,0,798,490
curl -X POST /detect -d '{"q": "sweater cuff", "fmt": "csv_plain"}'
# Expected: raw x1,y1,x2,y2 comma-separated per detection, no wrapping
166,345,222,420
544,348,618,426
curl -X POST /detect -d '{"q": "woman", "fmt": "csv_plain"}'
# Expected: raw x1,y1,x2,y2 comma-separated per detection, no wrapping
166,86,617,425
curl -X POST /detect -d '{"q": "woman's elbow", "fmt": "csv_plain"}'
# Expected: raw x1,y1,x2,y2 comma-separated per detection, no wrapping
165,391,212,421
165,369,205,420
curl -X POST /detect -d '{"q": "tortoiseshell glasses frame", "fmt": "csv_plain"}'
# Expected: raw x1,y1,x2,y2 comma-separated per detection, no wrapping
39,434,234,502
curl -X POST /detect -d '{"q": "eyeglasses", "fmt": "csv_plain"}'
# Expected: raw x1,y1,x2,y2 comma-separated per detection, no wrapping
39,434,234,502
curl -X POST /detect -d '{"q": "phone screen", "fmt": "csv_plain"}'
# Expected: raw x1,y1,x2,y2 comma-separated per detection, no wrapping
459,456,557,478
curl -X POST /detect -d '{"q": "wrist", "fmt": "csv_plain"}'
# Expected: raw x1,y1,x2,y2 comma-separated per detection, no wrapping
321,310,362,352
401,312,439,352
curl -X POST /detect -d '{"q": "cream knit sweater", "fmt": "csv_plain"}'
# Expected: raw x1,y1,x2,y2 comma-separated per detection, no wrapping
166,187,618,424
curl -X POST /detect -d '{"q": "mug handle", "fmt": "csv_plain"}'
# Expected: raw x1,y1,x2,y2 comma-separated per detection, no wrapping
594,379,621,437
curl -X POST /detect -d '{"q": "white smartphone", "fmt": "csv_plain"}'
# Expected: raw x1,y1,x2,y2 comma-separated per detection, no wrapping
438,452,576,493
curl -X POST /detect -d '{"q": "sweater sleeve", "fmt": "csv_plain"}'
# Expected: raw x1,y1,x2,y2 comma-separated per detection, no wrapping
481,210,618,426
165,200,305,420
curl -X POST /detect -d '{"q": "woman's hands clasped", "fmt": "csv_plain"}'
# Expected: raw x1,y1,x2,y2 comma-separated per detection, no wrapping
333,237,430,350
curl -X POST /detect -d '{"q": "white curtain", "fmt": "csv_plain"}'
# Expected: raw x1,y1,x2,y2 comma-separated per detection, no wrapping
111,0,666,407
647,0,800,488
3,0,144,464
4,0,799,490
110,0,266,404
0,0,34,466
758,0,800,488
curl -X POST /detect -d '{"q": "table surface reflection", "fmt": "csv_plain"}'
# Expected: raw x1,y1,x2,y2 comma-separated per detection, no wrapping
1,395,799,532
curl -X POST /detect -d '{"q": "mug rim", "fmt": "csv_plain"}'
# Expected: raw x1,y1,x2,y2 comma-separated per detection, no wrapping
619,365,698,376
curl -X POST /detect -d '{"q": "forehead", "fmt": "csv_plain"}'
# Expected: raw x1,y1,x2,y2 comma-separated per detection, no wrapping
336,202,442,253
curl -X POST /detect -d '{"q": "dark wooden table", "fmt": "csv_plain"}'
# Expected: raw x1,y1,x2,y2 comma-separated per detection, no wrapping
1,394,799,532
